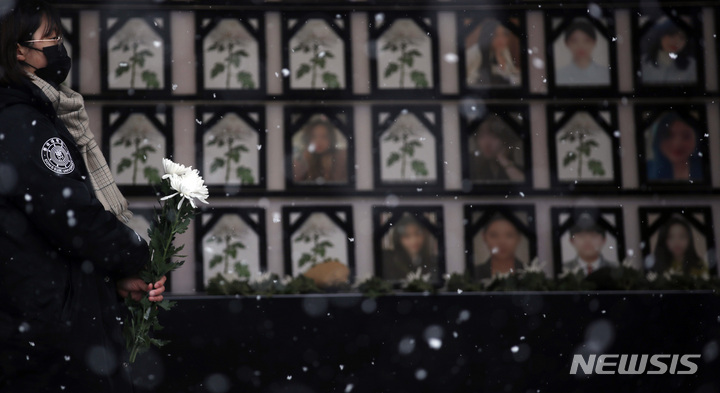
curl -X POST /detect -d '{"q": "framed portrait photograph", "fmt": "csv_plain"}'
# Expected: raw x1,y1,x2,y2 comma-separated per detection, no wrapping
282,206,355,283
372,105,443,192
460,104,532,193
631,7,704,94
195,12,266,99
368,12,440,98
195,208,267,291
102,106,173,196
545,9,617,95
551,207,625,277
281,12,352,98
457,10,528,97
464,204,537,281
639,207,716,276
196,106,266,196
284,106,355,191
58,9,80,92
100,11,172,97
635,104,711,190
373,206,445,285
547,104,621,191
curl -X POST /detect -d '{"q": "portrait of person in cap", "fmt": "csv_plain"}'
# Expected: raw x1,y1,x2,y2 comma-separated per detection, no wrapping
561,212,618,275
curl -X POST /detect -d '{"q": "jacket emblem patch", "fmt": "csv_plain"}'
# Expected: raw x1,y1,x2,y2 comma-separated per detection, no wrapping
41,137,75,175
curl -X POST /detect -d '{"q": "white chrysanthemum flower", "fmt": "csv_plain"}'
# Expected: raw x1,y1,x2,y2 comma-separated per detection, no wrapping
207,19,253,47
382,19,426,47
562,112,601,139
296,214,337,238
662,267,681,281
162,158,192,179
524,258,544,273
249,271,275,285
621,258,636,269
116,114,157,143
209,215,249,240
401,267,431,287
293,19,339,47
385,112,423,139
162,169,209,210
207,113,255,143
112,18,159,47
646,271,658,282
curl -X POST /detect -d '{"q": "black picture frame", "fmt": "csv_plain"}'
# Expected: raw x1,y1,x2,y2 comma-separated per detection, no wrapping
58,9,80,92
368,12,440,99
639,206,717,276
459,104,533,193
281,12,353,99
631,6,705,96
545,9,618,96
195,11,266,99
281,206,355,279
372,105,444,192
284,105,355,192
100,10,172,98
101,105,173,196
547,104,621,191
456,9,529,98
372,205,446,286
194,207,268,292
551,207,626,277
195,105,267,196
464,204,537,280
634,104,711,191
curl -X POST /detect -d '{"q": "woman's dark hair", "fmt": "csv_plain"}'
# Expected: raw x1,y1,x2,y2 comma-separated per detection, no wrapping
0,0,62,86
477,19,514,85
642,18,694,70
302,118,337,151
652,216,704,274
564,19,597,43
300,118,339,180
648,111,703,180
391,214,434,266
473,115,517,146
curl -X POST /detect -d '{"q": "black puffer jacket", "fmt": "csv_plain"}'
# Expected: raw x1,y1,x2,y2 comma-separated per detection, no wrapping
0,80,149,392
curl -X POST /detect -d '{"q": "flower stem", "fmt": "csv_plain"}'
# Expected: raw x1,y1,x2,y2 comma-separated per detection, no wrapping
399,43,407,89
132,138,140,185
130,42,138,89
226,43,234,89
225,138,233,183
311,43,318,89
400,132,407,179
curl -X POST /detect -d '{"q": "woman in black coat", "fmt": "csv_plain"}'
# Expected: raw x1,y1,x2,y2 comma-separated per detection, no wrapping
0,2,166,391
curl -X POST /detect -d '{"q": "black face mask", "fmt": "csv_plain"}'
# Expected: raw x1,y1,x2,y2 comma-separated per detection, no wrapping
24,43,72,86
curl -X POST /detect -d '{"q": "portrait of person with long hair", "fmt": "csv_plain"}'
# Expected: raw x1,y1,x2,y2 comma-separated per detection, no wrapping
468,115,525,183
474,215,525,279
640,18,697,85
554,18,610,86
647,216,708,276
292,117,348,184
465,18,521,87
381,214,439,281
645,111,704,182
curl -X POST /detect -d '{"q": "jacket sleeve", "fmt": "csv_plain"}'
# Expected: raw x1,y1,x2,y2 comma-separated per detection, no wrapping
0,108,148,278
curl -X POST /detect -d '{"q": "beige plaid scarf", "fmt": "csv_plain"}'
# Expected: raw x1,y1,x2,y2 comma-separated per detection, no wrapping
29,75,132,223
